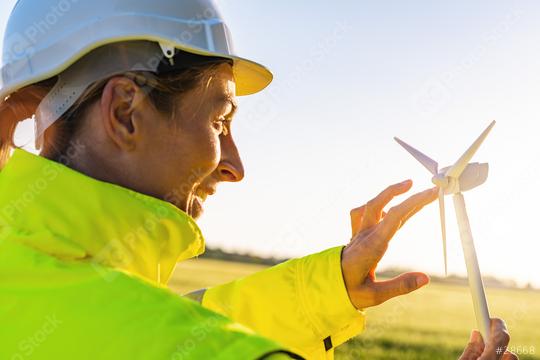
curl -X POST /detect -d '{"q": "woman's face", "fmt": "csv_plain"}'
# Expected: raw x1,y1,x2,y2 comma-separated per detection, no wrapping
143,63,244,219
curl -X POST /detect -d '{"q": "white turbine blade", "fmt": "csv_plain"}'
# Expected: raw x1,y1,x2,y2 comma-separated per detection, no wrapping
438,188,448,276
394,137,438,175
458,163,489,193
445,121,496,179
453,193,491,340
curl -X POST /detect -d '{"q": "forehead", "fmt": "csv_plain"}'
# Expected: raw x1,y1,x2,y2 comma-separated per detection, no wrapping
177,63,237,117
209,63,236,97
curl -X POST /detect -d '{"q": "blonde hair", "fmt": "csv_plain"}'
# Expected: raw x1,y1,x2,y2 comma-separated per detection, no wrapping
0,57,231,168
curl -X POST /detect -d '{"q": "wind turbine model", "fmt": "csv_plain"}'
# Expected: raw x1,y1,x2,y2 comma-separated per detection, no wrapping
394,121,496,340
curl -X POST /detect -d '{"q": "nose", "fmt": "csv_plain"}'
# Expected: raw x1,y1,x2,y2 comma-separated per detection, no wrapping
217,135,244,182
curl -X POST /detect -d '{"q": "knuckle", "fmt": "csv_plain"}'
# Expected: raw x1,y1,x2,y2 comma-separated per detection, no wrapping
495,330,510,345
381,188,392,198
386,206,400,219
350,206,364,216
384,207,395,218
371,227,386,242
500,330,510,344
388,204,400,213
492,318,506,328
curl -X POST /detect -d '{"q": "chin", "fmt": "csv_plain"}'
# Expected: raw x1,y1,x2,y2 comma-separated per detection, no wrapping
162,191,203,219
190,196,205,220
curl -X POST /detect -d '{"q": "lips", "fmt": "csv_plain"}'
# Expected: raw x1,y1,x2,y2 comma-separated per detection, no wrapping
196,186,216,201
204,187,216,196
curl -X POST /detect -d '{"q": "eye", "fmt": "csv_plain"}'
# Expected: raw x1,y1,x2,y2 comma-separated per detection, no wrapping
213,117,231,136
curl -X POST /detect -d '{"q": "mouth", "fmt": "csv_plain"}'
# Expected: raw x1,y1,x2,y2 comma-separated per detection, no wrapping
195,186,216,202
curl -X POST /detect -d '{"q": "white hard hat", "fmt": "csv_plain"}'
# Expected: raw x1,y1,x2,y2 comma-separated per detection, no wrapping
1,0,273,148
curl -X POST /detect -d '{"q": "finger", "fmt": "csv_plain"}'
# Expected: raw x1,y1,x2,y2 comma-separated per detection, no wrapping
459,330,485,360
480,318,510,360
377,187,438,240
350,207,388,238
362,180,413,230
501,351,518,360
400,197,435,229
366,272,429,306
397,192,438,231
350,205,366,237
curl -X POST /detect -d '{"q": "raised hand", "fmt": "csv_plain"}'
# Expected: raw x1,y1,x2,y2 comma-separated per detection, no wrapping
341,180,438,309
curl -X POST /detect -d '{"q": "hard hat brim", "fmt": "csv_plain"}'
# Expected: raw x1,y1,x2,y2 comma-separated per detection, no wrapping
0,42,273,99
158,43,273,96
231,56,273,96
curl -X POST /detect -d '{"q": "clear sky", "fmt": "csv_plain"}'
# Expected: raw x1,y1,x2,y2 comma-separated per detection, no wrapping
1,1,539,287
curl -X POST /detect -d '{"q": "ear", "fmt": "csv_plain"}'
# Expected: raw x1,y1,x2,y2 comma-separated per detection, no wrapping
99,76,149,151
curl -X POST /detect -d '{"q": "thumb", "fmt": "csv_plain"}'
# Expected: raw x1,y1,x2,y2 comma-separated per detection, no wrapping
369,272,429,305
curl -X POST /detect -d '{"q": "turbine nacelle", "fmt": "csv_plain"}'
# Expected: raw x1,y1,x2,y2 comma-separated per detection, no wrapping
431,163,489,195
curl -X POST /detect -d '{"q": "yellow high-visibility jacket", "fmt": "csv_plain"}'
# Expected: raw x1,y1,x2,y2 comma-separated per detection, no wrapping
0,149,365,359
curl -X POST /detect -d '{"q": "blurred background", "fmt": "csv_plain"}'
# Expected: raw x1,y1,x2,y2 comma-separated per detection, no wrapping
1,1,539,358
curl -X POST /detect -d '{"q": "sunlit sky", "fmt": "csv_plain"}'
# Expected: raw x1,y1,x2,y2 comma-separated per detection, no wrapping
1,1,539,288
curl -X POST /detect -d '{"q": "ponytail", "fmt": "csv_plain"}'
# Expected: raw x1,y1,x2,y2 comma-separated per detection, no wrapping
0,86,49,169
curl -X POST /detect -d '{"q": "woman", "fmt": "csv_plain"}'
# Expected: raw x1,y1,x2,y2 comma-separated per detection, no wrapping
0,0,516,359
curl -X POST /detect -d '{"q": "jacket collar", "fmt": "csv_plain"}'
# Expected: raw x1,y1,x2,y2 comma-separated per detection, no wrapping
0,148,205,285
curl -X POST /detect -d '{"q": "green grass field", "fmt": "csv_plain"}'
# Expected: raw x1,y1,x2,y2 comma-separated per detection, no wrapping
169,258,540,360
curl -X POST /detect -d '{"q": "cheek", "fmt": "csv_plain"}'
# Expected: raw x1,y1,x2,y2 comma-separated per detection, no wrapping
172,123,221,184
192,131,221,177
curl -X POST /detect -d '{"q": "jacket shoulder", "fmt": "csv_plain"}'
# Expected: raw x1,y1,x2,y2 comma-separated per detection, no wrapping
0,239,287,359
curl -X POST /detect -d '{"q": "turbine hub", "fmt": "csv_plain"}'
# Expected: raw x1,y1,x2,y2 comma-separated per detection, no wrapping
431,174,448,188
432,174,460,194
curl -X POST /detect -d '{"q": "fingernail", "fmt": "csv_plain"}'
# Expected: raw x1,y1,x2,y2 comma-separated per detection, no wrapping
416,275,429,287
